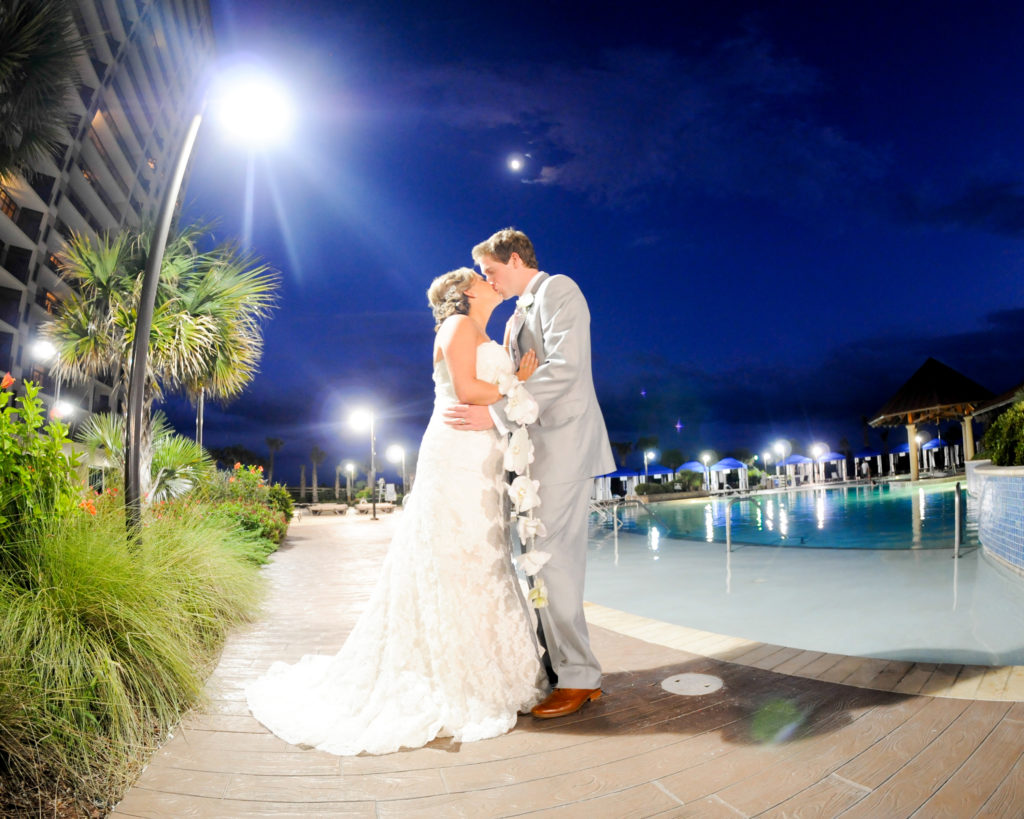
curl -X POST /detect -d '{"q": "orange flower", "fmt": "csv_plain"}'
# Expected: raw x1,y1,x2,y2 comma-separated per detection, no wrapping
257,465,264,472
234,462,242,470
79,500,97,516
1,372,13,390
228,477,236,483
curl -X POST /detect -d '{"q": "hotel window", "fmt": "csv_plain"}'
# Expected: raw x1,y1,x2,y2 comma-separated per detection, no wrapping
0,188,16,220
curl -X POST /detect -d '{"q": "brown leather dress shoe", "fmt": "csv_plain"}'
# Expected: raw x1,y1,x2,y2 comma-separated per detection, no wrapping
531,687,602,719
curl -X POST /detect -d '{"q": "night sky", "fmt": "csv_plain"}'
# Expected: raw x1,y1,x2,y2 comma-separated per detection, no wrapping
163,0,1024,484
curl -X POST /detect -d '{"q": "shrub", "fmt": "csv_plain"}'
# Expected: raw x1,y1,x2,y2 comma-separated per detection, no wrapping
0,377,82,547
980,400,1024,466
198,463,289,547
0,495,263,808
208,499,286,560
266,483,294,521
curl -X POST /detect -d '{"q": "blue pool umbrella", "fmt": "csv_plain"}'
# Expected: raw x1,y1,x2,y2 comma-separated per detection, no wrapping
891,442,911,454
600,467,640,478
709,457,749,490
921,438,948,450
855,447,882,458
815,451,847,462
710,457,747,470
782,454,813,465
680,461,707,472
644,463,675,476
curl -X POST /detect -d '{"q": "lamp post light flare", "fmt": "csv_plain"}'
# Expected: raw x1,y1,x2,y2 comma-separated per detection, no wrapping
350,409,377,520
344,461,355,503
386,444,406,497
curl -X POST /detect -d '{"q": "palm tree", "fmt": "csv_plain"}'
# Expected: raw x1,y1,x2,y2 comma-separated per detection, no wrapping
609,441,633,468
662,448,684,477
0,1,84,177
78,411,213,502
310,445,326,503
266,437,283,484
45,223,278,504
299,464,306,501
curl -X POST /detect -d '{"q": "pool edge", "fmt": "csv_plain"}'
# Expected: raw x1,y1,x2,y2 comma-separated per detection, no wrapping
584,601,1024,703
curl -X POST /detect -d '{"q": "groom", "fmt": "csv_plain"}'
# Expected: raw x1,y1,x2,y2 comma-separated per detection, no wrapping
446,228,615,719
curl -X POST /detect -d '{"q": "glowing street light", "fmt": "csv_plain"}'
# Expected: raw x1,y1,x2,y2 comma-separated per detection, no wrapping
344,461,355,503
812,443,824,483
124,65,293,534
643,449,657,482
350,409,377,520
386,444,406,495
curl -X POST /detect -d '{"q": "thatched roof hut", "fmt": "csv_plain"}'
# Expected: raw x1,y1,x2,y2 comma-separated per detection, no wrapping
869,357,993,479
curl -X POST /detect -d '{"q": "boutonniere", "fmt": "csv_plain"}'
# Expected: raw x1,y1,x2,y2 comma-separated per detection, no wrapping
516,292,535,313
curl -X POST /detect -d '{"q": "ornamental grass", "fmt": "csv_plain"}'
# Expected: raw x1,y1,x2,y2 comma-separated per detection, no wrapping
0,497,264,810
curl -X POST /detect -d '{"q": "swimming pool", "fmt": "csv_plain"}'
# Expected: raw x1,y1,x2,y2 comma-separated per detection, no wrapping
604,480,977,550
585,481,1024,665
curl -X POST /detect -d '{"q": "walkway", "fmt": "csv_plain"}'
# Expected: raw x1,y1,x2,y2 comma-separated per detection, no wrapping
112,515,1024,817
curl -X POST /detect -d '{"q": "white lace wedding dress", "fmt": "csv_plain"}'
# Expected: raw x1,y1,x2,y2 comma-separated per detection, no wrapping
246,341,547,755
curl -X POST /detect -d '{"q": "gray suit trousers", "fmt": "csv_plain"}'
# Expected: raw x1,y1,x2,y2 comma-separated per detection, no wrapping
522,477,601,690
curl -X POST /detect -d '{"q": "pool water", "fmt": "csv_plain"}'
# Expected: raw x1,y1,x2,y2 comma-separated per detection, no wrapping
606,481,978,550
584,480,1024,665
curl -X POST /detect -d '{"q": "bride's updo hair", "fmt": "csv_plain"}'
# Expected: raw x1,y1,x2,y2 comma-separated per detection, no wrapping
427,267,477,331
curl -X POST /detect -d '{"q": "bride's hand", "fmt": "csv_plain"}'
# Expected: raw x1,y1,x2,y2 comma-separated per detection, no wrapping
517,349,538,381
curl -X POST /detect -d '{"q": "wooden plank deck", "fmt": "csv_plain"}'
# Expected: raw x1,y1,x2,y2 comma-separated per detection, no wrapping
111,515,1024,818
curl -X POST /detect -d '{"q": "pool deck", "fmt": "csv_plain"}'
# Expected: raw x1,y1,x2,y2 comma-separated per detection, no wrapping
112,513,1024,818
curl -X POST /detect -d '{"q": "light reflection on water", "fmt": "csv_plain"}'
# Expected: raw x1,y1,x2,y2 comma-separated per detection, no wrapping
606,481,978,550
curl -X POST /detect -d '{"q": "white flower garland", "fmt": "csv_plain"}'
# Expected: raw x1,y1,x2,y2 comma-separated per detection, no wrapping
496,371,550,608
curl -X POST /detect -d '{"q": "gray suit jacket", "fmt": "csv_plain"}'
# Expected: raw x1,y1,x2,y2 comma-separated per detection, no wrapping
498,272,615,485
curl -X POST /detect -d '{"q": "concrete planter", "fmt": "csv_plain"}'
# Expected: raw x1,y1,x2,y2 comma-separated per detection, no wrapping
973,462,1024,574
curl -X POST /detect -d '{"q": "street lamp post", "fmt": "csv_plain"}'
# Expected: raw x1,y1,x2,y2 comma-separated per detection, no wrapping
701,452,711,492
350,409,377,520
643,449,656,482
344,461,354,503
386,444,406,497
31,339,74,420
124,112,204,533
123,69,292,534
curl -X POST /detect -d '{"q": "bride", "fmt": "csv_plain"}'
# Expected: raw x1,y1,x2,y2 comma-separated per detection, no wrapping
246,267,548,755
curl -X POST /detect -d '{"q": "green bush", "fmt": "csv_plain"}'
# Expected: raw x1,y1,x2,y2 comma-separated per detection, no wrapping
198,463,289,547
636,472,704,495
0,495,263,807
207,499,286,560
266,483,294,521
980,400,1024,466
0,378,83,546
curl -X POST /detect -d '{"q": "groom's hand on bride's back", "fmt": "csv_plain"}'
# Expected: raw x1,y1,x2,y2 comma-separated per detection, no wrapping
444,404,495,431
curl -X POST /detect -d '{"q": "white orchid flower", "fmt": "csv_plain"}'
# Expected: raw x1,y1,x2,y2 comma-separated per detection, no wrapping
528,579,548,608
497,372,518,396
508,475,541,513
504,426,535,473
516,292,535,311
516,514,547,544
516,547,551,576
504,382,539,425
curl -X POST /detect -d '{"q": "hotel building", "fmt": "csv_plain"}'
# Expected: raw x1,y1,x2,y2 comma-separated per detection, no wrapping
0,0,214,416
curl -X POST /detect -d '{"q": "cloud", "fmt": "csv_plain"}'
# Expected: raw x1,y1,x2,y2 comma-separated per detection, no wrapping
894,180,1024,237
406,36,885,206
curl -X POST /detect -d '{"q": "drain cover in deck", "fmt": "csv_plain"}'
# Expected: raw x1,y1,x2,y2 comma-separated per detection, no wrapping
661,673,724,696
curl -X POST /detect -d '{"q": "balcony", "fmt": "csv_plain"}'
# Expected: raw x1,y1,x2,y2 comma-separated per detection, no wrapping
0,287,21,328
30,174,56,204
15,208,44,243
2,246,32,285
0,331,13,372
